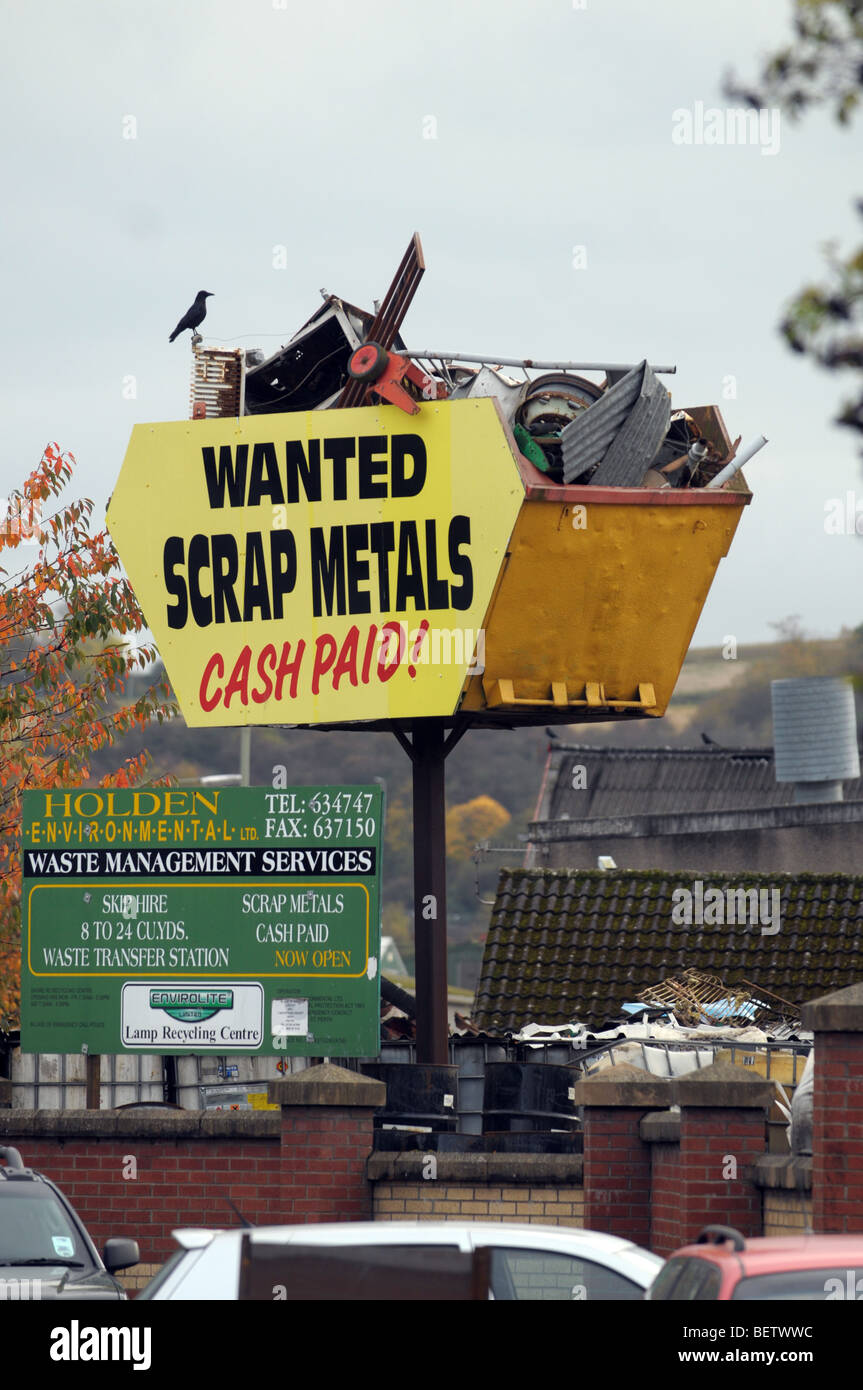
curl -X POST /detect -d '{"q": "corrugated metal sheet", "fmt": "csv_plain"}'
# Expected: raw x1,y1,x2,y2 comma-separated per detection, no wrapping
543,744,863,823
190,347,243,419
772,678,861,785
560,359,670,485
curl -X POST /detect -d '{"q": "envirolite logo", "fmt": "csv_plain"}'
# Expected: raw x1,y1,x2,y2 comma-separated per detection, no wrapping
148,987,234,1021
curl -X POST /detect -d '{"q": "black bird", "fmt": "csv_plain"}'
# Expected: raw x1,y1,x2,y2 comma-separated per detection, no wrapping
701,731,722,747
169,290,213,343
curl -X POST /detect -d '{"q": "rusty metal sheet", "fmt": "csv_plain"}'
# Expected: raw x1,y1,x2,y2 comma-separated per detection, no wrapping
189,347,243,419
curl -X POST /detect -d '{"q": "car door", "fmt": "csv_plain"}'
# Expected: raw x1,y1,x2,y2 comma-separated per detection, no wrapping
483,1244,647,1301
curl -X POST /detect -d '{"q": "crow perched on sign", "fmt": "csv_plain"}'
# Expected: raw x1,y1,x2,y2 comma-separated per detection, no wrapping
169,291,213,343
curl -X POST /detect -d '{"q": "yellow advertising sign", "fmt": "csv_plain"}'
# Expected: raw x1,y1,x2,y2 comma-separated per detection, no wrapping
107,399,523,726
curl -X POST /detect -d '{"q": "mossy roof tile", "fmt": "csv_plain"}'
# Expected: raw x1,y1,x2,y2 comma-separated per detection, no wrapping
473,868,863,1032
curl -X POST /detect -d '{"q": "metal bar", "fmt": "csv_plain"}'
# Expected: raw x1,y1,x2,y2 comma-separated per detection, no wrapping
411,722,449,1064
337,234,425,408
398,351,677,374
376,262,423,348
85,1053,101,1110
442,717,470,757
392,728,414,760
239,727,251,786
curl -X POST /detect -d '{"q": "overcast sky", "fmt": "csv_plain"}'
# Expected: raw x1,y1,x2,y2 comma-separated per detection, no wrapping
3,0,861,649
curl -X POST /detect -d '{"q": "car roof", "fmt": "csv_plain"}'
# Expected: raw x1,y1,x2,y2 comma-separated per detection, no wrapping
674,1234,863,1275
173,1221,663,1262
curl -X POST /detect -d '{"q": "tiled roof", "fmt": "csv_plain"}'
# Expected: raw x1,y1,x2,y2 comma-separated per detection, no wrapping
473,868,863,1033
543,745,863,822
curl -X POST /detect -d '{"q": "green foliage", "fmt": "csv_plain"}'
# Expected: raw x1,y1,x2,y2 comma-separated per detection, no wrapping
726,1,863,126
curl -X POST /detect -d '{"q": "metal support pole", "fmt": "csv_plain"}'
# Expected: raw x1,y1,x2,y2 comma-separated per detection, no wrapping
240,727,251,787
85,1053,101,1110
411,722,449,1063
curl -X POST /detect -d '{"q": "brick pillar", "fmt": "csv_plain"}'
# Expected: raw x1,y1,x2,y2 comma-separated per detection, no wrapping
573,1064,670,1247
671,1060,772,1246
802,983,863,1234
268,1063,385,1224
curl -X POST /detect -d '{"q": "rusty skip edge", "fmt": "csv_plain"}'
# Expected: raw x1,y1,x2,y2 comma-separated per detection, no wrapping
525,480,753,505
503,414,752,505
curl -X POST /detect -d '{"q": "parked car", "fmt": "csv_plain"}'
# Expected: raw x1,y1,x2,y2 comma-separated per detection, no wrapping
646,1225,863,1301
0,1145,139,1300
138,1221,662,1301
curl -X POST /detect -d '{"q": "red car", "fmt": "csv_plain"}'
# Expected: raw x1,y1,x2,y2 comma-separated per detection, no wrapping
646,1226,863,1301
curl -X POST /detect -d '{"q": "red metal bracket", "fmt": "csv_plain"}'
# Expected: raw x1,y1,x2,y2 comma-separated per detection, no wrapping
347,342,446,416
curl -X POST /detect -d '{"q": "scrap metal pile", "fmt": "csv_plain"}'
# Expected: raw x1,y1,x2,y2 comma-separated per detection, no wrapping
633,968,801,1031
215,233,760,490
505,969,806,1047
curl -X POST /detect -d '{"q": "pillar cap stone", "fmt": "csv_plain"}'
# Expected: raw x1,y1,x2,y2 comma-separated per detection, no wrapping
802,982,863,1033
572,1063,670,1108
268,1062,385,1109
671,1059,773,1109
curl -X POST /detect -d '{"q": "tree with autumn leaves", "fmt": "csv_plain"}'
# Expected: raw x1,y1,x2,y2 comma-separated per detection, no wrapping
0,444,175,1024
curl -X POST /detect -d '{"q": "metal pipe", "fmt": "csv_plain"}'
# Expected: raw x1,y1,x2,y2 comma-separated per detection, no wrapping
705,434,768,488
400,351,677,374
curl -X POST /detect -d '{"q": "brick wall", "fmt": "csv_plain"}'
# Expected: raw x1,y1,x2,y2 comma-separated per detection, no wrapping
752,1155,813,1236
0,1064,383,1288
574,1065,668,1249
582,1109,653,1243
279,1105,377,1222
646,1131,681,1253
811,1034,863,1232
763,1190,813,1235
677,1103,766,1242
0,1115,280,1271
368,1154,584,1227
802,985,863,1235
4,995,863,1290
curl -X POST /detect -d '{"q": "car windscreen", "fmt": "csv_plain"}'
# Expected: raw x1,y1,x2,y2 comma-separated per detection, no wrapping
732,1266,863,1300
646,1256,722,1300
0,1189,90,1266
136,1248,190,1300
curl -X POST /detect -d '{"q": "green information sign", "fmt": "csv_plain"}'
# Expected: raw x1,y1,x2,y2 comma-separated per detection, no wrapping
21,785,383,1057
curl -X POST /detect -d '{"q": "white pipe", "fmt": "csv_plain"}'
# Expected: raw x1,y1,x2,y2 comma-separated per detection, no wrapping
705,434,768,488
